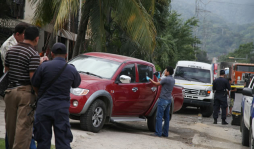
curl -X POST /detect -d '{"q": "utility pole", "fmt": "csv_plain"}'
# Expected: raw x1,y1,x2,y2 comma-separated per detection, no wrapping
195,0,211,51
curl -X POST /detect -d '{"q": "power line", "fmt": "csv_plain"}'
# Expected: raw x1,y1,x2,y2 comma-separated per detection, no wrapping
211,1,254,6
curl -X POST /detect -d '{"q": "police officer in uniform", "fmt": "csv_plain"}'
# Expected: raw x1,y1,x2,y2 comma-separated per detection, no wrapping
213,70,231,125
31,43,81,149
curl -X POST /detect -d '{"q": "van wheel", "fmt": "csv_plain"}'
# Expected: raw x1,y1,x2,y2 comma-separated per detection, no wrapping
201,104,213,117
147,109,156,132
241,116,249,146
80,100,106,133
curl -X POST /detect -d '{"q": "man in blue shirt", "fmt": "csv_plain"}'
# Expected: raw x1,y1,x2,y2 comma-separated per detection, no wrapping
213,70,231,125
31,43,81,149
148,66,175,137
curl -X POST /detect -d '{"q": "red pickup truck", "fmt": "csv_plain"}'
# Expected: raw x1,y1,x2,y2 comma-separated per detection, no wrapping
68,52,184,132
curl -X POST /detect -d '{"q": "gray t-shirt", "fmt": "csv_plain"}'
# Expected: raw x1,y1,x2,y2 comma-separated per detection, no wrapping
160,75,175,100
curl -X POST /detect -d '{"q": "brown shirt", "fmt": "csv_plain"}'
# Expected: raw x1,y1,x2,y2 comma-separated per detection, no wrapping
5,42,40,86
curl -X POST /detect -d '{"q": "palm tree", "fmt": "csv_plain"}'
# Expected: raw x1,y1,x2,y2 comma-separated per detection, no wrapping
30,0,157,58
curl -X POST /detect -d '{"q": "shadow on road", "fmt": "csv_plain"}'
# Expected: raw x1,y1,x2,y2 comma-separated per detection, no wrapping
70,120,150,134
175,107,201,115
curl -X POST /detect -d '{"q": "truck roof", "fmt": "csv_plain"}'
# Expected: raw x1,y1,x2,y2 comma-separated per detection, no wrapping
84,52,154,66
176,61,211,70
233,63,254,66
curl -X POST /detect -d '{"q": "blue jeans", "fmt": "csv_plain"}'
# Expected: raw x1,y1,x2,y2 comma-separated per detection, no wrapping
155,98,171,137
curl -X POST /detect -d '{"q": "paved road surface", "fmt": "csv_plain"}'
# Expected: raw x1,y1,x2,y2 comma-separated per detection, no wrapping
0,99,248,149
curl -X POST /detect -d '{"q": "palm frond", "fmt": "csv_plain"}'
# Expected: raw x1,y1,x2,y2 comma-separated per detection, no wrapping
88,0,106,51
140,0,155,16
54,0,80,30
114,0,157,54
29,0,60,27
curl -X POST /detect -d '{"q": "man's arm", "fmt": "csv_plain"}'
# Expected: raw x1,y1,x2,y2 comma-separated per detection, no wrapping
4,66,9,73
212,81,216,93
72,70,81,88
149,78,161,86
30,71,39,95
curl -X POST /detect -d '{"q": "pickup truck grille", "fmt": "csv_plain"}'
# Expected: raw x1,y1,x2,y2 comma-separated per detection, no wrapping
184,88,199,95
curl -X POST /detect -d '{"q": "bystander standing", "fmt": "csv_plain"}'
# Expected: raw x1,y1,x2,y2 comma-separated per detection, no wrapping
148,66,175,137
4,27,41,149
31,43,81,149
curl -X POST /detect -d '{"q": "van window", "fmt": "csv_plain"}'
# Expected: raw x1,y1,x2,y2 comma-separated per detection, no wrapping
137,64,153,83
175,66,211,83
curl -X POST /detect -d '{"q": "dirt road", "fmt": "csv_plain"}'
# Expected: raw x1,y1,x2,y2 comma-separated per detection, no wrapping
0,99,248,149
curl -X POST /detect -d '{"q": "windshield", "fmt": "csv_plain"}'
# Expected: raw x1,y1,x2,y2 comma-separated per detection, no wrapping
174,66,211,83
69,55,121,79
236,65,254,72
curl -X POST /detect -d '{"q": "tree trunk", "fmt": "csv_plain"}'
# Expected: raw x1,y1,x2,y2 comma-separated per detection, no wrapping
78,18,89,54
72,1,91,58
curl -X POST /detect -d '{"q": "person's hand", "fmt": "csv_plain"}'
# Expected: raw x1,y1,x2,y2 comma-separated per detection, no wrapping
146,76,151,81
157,73,160,79
40,56,49,64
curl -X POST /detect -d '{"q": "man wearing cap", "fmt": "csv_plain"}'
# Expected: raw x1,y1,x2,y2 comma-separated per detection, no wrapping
213,69,231,125
31,43,81,149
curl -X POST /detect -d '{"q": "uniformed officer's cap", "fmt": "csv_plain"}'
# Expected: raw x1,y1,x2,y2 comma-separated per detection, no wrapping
52,43,67,54
220,70,225,75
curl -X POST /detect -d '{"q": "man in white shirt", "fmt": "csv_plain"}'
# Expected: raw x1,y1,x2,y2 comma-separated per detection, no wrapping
0,23,29,73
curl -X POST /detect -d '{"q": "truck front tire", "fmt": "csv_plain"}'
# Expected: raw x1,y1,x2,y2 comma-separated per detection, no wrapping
80,99,106,133
201,104,213,117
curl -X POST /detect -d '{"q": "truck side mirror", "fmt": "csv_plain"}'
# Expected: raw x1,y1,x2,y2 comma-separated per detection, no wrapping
119,75,131,84
242,87,253,96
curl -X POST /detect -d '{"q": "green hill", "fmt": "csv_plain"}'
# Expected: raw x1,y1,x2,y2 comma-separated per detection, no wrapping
171,0,254,58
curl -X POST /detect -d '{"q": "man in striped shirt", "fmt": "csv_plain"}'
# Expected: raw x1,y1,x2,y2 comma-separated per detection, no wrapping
0,23,29,74
4,27,41,149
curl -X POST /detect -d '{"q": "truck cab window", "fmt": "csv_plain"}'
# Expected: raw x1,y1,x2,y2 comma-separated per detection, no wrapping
137,64,153,83
118,64,136,83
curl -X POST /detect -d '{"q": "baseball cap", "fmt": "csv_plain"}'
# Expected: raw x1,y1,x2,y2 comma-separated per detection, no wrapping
220,70,225,75
52,43,67,54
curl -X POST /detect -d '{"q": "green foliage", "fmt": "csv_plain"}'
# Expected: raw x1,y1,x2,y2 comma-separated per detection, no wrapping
154,10,200,69
219,42,254,63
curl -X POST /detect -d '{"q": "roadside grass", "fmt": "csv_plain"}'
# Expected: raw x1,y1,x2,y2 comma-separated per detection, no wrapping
0,138,4,149
0,138,55,149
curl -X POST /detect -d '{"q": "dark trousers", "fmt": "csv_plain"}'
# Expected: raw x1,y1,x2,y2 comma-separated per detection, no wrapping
213,96,228,120
34,108,73,149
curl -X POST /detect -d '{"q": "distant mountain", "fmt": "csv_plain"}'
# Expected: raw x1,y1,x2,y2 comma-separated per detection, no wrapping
171,0,254,25
171,0,254,58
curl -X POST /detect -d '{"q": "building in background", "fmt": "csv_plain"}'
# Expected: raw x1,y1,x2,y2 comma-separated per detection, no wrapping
0,0,89,60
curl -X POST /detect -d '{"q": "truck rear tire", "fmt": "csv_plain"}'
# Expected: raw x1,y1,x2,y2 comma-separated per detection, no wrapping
80,99,106,133
147,109,156,132
201,104,213,117
147,105,173,132
241,116,249,146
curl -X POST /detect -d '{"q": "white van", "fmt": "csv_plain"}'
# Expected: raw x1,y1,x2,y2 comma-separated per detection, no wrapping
173,61,214,117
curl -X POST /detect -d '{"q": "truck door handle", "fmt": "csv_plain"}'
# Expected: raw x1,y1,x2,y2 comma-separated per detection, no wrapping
132,87,138,92
151,87,157,92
